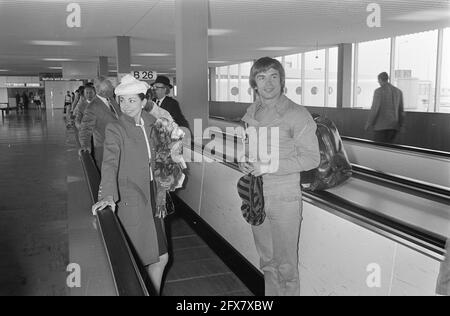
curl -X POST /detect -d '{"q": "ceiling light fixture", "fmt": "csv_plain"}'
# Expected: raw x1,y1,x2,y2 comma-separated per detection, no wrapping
136,53,171,57
48,67,63,70
392,9,450,22
208,29,233,36
209,61,227,64
30,40,79,46
259,47,295,51
43,58,74,62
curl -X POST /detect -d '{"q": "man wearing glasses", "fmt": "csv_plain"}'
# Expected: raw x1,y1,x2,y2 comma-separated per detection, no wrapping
151,75,189,129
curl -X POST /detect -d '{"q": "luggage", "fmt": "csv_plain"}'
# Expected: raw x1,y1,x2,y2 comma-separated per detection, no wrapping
301,114,352,191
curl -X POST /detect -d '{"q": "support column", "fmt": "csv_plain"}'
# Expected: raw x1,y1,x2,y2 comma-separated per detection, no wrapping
175,0,209,130
116,36,131,81
209,67,217,101
337,43,353,108
98,56,109,78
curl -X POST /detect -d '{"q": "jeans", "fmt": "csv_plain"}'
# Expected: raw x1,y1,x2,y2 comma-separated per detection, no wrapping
251,192,302,296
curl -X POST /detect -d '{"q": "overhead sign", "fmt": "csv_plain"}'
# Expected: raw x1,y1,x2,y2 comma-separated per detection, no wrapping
40,73,63,81
132,71,157,81
26,83,41,87
4,83,25,87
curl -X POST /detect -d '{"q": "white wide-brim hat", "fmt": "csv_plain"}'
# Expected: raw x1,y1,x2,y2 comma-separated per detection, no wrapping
115,74,149,96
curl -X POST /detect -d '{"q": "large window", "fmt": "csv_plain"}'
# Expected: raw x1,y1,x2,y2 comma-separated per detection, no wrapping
328,47,338,107
215,61,253,102
394,30,438,112
239,62,254,103
440,28,450,113
211,28,448,114
356,38,391,109
284,53,302,105
304,49,325,106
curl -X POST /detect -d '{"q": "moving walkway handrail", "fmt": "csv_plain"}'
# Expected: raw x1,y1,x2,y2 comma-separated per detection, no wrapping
341,136,450,159
186,138,448,260
351,164,450,205
79,150,150,296
201,123,449,204
209,115,450,158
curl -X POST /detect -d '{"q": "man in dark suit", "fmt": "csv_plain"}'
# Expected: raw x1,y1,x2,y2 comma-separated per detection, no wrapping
151,75,189,129
78,77,121,170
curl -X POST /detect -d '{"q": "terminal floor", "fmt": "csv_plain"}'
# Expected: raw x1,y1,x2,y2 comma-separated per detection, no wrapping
0,108,252,296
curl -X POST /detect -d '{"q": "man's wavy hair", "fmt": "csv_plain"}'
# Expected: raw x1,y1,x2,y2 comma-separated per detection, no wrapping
249,57,286,93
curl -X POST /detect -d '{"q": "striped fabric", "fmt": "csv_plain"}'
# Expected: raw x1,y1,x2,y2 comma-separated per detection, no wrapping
237,174,265,226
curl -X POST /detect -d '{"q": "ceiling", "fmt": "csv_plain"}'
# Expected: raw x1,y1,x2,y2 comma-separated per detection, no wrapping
0,0,449,76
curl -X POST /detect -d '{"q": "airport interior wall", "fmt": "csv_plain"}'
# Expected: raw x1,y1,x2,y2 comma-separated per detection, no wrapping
209,101,450,152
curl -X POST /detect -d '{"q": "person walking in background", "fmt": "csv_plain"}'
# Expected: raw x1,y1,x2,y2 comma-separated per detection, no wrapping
64,91,72,114
66,87,84,129
365,72,405,144
15,92,20,109
22,92,29,110
33,93,42,110
239,57,320,296
78,77,121,170
151,75,189,129
75,84,96,130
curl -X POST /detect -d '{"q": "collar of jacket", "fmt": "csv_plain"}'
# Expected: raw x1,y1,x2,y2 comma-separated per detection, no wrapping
120,110,157,128
248,94,290,122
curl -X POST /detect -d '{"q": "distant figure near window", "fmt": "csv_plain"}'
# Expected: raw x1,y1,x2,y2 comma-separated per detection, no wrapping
64,91,72,114
365,72,405,144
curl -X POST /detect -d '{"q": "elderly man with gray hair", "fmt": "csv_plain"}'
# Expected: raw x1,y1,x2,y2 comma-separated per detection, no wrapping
78,77,121,170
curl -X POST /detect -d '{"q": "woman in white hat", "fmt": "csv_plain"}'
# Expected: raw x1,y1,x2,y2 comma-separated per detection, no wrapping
92,74,168,295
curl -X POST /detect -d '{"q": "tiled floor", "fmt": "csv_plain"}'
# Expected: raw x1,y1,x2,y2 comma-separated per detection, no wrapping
163,216,253,296
0,109,69,296
0,108,252,296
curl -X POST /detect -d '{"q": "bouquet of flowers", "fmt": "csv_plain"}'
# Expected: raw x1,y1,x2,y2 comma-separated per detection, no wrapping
152,117,187,218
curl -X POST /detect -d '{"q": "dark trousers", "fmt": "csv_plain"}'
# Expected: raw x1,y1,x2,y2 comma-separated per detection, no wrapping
373,129,398,144
93,146,103,172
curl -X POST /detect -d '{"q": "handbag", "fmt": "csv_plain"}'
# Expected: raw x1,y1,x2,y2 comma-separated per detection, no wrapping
237,174,265,226
165,192,175,216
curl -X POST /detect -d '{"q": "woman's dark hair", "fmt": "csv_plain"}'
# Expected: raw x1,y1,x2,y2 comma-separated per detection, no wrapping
249,57,286,92
138,93,147,101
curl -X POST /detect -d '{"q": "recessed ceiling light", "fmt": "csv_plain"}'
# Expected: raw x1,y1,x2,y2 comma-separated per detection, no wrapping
136,53,171,57
209,61,227,64
30,40,79,46
208,29,233,36
131,64,143,67
48,67,63,70
43,58,74,62
392,9,450,22
0,69,8,72
259,47,295,51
